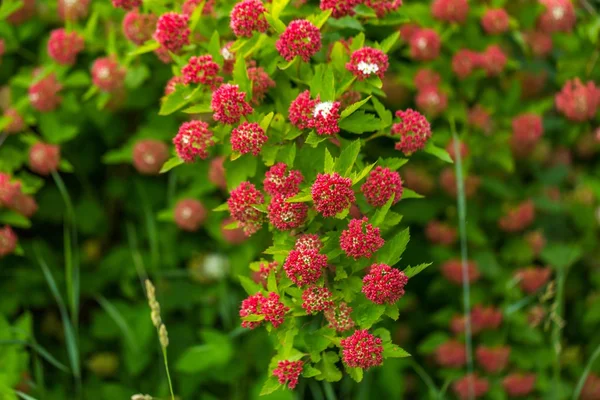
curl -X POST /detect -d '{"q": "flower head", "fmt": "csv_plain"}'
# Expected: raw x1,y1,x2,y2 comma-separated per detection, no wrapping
502,373,536,397
132,140,169,175
283,248,328,286
467,105,491,133
154,12,190,53
289,90,317,130
439,168,480,198
555,79,600,122
230,0,268,37
92,57,126,92
211,84,253,124
391,109,432,154
123,10,158,45
183,0,215,16
320,0,360,18
441,259,480,285
346,47,389,80
471,305,503,331
273,360,303,389
476,345,511,373
227,181,265,236
0,226,18,258
526,31,553,57
416,85,448,116
361,166,403,207
221,42,236,74
515,267,551,294
29,143,60,176
231,122,267,156
409,28,441,61
112,0,142,9
311,100,341,136
294,234,323,252
264,163,304,197
324,302,354,331
425,221,457,246
481,8,509,35
301,286,334,314
431,0,469,24
537,0,575,33
480,45,507,76
174,120,214,162
58,0,90,21
268,194,308,230
452,49,481,79
47,29,84,65
498,200,535,232
340,329,383,369
340,218,384,259
311,173,355,217
276,20,322,62
239,292,288,328
436,340,466,368
363,0,403,17
174,199,207,232
3,109,25,134
182,55,222,88
0,174,21,207
29,73,63,112
362,263,408,304
414,69,441,90
248,63,276,105
452,374,489,400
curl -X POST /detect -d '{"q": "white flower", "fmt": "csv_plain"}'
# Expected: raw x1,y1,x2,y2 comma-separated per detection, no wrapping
417,37,428,50
313,101,334,118
203,253,229,280
552,6,565,20
97,67,110,80
221,46,234,60
357,61,379,76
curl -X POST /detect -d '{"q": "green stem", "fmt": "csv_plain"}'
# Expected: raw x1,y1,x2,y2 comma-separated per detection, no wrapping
365,131,386,142
553,269,566,398
161,347,175,400
572,341,600,400
409,359,439,397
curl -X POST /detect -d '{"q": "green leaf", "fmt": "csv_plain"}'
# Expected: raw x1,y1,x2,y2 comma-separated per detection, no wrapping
285,191,312,203
540,244,582,270
418,332,450,354
322,65,335,102
278,57,299,70
63,71,90,87
182,103,212,114
402,189,424,199
315,351,342,382
159,86,193,116
310,9,332,29
102,147,132,164
241,314,265,322
371,195,395,227
403,263,432,278
334,140,361,177
233,56,252,100
259,112,275,133
260,377,282,395
207,31,221,60
383,343,410,358
385,304,399,320
271,0,290,20
303,365,322,378
128,40,160,56
354,302,386,329
327,16,364,31
346,367,363,382
0,0,24,20
380,31,400,53
351,162,376,185
371,96,393,126
239,275,261,295
424,141,453,163
305,131,328,147
213,202,229,212
339,111,384,134
278,143,296,166
176,330,234,373
0,210,31,228
324,148,335,173
159,157,183,173
378,228,409,266
340,96,371,120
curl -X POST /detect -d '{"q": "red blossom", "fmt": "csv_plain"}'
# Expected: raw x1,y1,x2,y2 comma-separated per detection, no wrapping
267,194,308,230
425,221,457,246
346,47,389,80
320,0,360,18
452,49,481,79
340,329,383,369
174,120,214,162
276,20,322,62
537,0,575,33
480,45,507,77
3,109,25,134
363,0,403,17
431,0,469,24
361,166,403,207
289,90,317,130
340,218,384,259
183,0,215,16
29,143,60,176
221,217,248,244
399,23,420,42
555,79,600,122
439,168,480,198
409,28,441,61
294,234,323,252
154,12,190,53
58,0,89,21
208,156,227,190
510,113,544,157
248,63,276,105
0,226,18,258
311,173,355,217
471,305,503,331
498,200,535,232
452,374,489,400
47,29,84,65
391,109,432,154
476,345,511,373
174,199,207,232
435,340,466,368
227,181,265,236
283,248,328,286
525,230,546,256
91,57,126,92
29,73,63,112
211,84,253,124
263,163,304,197
239,292,288,328
502,373,536,397
416,85,448,116
112,0,142,9
230,0,268,37
273,360,303,389
481,8,509,35
362,263,408,304
441,259,480,285
581,373,600,400
446,138,469,161
414,69,441,90
301,286,334,314
525,31,553,57
132,140,169,175
164,75,185,96
231,122,268,156
123,10,157,45
311,100,341,136
324,302,355,332
515,267,551,294
467,105,491,133
182,55,222,88
0,174,21,207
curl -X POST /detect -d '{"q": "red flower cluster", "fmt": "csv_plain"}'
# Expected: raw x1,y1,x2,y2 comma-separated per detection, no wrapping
29,73,63,112
273,360,304,389
399,23,420,42
283,248,328,286
502,373,536,397
346,47,389,80
476,345,510,373
123,10,157,45
47,29,84,65
230,0,268,37
525,230,546,256
183,0,215,16
340,329,383,369
276,20,322,62
515,267,551,294
211,84,253,124
581,373,600,400
132,140,169,175
289,90,316,130
3,109,25,134
361,166,403,207
415,85,448,116
481,8,509,35
154,12,190,53
324,302,355,332
467,105,491,133
91,57,126,92
391,109,432,154
208,156,227,190
0,226,18,258
294,233,323,252
362,263,408,304
441,259,480,285
248,63,275,105
174,199,207,232
182,55,222,88
537,0,575,33
452,374,489,400
498,200,535,232
340,218,384,259
220,217,247,244
221,42,236,74
227,181,265,236
112,0,141,9
431,0,469,24
320,0,360,18
264,163,304,197
58,0,89,21
253,261,278,285
409,28,441,61
29,143,60,176
231,122,268,156
6,0,35,25
480,45,507,77
301,286,334,314
555,79,600,122
526,31,553,57
425,221,457,246
312,101,341,136
174,120,214,162
239,292,288,329
363,0,403,17
435,340,466,368
439,168,480,198
452,49,481,79
414,69,441,90
164,76,185,96
471,305,503,332
446,138,469,162
268,195,308,230
311,173,355,217
0,176,37,219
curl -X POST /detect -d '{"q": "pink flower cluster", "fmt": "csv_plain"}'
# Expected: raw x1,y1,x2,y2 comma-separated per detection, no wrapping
231,122,267,156
452,374,489,400
361,166,403,207
476,345,510,373
58,0,89,21
581,373,600,400
439,168,480,198
320,0,360,18
436,339,466,368
498,200,535,232
0,226,18,258
91,57,126,92
289,91,341,135
174,120,214,162
182,55,222,88
415,85,448,117
515,267,551,294
467,105,491,133
174,199,207,232
248,63,276,105
154,12,190,53
364,0,403,17
425,221,457,246
211,84,253,124
273,360,304,389
227,182,265,236
555,79,600,122
112,0,142,9
3,109,25,134
264,163,304,197
268,194,308,230
481,8,509,35
276,20,322,62
324,302,355,332
301,286,334,314
283,248,328,286
132,140,169,175
362,263,408,304
340,329,383,369
29,143,60,176
452,45,507,78
340,218,384,259
537,0,575,33
431,0,469,24
47,29,84,65
230,0,268,37
29,73,63,112
346,47,389,80
526,31,553,57
414,69,441,90
239,292,288,329
502,374,536,397
183,0,215,16
123,10,157,45
451,305,503,334
311,173,355,217
409,28,441,61
391,109,432,154
441,259,480,285
253,261,278,285
510,113,544,157
294,233,323,252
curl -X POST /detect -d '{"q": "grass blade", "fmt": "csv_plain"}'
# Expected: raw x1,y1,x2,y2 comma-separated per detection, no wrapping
572,342,600,400
96,296,138,351
15,391,39,400
0,339,69,373
135,180,160,272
